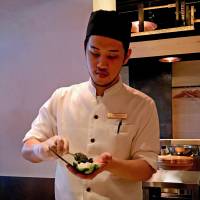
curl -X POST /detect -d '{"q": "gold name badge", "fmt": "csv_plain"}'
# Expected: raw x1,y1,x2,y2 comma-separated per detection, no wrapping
107,113,127,120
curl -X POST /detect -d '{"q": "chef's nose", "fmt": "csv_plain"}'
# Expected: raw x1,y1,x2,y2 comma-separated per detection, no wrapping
97,56,108,69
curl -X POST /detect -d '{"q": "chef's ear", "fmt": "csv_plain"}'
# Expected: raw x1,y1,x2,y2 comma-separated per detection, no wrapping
123,48,132,65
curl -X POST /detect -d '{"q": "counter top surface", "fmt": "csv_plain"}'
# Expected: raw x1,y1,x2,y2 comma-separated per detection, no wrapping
160,139,200,145
145,170,200,185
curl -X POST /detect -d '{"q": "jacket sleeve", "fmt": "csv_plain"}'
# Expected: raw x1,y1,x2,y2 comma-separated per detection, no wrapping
22,89,61,143
130,100,160,171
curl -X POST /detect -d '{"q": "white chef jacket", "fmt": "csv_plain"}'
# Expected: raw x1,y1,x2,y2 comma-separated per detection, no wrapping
23,78,160,200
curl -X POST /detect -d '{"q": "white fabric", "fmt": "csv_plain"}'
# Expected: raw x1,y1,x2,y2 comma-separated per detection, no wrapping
32,135,68,161
23,79,160,200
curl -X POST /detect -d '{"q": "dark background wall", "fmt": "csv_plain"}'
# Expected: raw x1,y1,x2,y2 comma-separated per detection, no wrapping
0,176,55,200
128,57,172,139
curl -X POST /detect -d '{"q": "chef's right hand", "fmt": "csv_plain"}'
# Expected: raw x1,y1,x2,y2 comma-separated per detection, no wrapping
33,136,69,161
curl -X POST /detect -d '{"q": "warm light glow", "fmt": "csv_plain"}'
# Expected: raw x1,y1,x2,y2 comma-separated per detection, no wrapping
159,56,182,63
131,21,157,33
93,0,116,11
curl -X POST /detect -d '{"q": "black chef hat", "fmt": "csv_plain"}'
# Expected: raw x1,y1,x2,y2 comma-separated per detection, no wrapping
84,10,131,54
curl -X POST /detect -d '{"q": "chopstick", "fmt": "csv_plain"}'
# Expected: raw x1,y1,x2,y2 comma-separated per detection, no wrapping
49,148,72,165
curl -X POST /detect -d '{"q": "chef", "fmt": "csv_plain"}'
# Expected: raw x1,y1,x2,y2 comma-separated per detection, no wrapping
21,10,160,200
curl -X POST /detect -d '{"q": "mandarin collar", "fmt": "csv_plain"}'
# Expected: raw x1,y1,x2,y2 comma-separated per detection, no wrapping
88,78,123,98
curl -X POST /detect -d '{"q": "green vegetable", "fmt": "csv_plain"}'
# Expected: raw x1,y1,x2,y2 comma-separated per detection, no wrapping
84,163,100,174
74,153,89,163
71,152,98,174
74,162,100,174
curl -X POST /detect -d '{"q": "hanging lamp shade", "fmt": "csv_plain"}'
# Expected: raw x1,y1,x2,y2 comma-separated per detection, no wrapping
131,21,157,32
131,7,157,33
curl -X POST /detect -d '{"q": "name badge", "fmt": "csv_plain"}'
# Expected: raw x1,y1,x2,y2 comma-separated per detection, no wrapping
107,113,127,120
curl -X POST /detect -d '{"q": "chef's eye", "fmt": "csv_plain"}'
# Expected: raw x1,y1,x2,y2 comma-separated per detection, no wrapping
107,55,118,59
90,51,100,57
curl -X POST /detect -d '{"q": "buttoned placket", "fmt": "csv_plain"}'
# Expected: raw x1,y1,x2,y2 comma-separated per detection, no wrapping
86,96,103,155
83,96,101,200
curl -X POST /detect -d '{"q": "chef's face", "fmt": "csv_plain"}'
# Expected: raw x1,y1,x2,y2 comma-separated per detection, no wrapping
85,35,131,89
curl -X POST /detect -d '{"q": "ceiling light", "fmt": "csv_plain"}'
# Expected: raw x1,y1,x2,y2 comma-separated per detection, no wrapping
159,56,182,63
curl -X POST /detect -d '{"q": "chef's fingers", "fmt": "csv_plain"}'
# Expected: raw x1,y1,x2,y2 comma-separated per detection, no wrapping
56,137,69,155
63,138,69,154
97,152,112,164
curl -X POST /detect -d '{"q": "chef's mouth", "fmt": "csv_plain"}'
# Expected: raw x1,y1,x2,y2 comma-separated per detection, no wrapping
96,71,109,77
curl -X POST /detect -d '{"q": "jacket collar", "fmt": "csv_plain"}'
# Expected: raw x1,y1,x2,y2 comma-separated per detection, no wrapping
88,77,123,98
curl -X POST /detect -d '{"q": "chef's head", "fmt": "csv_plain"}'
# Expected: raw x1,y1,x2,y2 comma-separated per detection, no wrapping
84,10,131,55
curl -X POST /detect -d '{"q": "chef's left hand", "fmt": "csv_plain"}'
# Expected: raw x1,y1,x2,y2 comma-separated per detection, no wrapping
66,152,112,179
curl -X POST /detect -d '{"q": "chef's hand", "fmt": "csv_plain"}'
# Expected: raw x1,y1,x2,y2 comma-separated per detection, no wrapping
33,136,69,161
66,152,112,179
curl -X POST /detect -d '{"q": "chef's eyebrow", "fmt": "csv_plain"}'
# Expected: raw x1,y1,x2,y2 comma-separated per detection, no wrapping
90,45,119,53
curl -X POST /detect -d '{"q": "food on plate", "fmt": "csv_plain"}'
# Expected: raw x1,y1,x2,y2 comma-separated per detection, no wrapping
73,152,90,163
73,160,101,175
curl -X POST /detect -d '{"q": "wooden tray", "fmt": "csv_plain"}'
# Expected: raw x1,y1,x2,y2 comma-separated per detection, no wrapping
158,155,194,170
